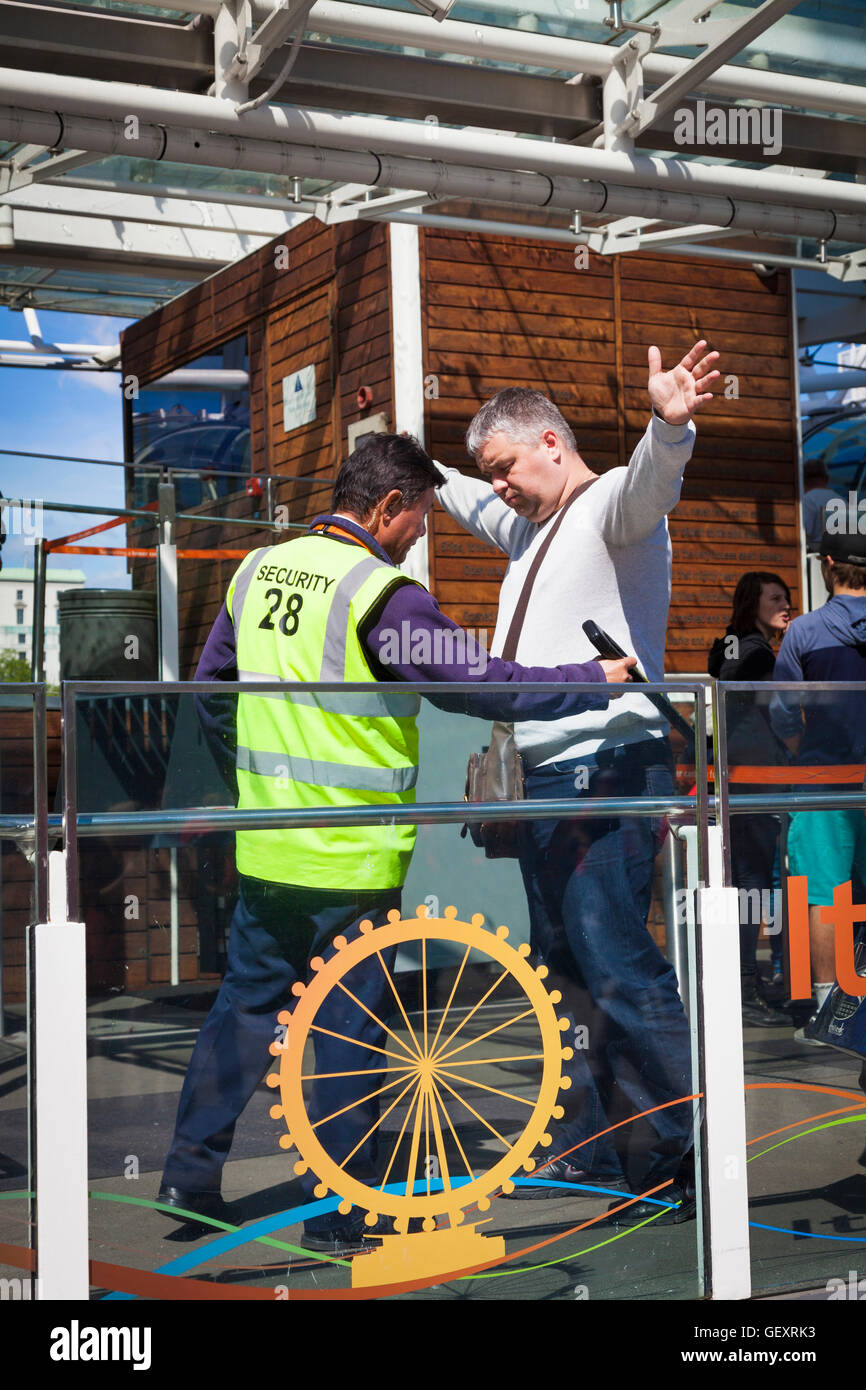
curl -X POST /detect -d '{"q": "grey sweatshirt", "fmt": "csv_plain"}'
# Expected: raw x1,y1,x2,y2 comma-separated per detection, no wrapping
436,414,696,767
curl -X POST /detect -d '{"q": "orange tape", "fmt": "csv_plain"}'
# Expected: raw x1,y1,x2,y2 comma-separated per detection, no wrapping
47,545,248,559
676,765,866,784
49,545,156,557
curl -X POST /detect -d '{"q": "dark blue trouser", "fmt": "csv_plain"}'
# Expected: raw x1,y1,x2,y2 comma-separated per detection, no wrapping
518,739,693,1188
162,875,400,1233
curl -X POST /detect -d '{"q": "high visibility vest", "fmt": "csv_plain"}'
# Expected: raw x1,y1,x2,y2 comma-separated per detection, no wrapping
226,532,421,890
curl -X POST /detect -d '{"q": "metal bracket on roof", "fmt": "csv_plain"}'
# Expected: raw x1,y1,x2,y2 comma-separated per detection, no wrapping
3,147,100,194
225,0,311,84
827,248,866,284
613,0,800,141
314,187,435,225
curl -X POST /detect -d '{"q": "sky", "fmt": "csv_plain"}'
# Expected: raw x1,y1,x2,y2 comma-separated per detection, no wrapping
0,306,133,589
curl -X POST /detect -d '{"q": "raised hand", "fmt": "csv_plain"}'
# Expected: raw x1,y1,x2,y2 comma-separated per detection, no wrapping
648,339,720,426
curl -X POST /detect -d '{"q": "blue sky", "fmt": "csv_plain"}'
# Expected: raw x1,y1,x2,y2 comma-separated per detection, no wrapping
0,306,133,588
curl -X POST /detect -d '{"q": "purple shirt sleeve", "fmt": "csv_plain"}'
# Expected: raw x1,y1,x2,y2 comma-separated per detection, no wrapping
194,603,239,792
195,603,237,681
364,581,611,720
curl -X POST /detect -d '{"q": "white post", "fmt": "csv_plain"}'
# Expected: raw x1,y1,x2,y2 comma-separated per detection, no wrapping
156,480,181,986
388,221,428,589
157,481,179,684
697,825,751,1300
33,849,89,1299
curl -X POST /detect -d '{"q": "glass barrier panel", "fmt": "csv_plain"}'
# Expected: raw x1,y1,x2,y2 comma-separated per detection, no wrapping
67,681,705,1301
718,682,866,1298
0,686,43,1298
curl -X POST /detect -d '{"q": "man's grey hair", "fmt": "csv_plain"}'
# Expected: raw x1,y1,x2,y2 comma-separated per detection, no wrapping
465,387,577,458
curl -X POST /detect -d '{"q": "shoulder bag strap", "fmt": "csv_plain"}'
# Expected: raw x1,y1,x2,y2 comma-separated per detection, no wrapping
500,476,598,662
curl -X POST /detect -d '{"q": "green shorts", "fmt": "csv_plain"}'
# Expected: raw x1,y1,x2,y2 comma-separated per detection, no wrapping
787,809,866,907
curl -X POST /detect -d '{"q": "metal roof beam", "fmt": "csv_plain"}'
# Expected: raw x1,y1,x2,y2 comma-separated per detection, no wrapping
3,102,865,246
2,67,865,223
9,0,866,122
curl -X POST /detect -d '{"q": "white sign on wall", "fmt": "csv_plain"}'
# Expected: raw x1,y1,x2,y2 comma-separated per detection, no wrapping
282,364,316,433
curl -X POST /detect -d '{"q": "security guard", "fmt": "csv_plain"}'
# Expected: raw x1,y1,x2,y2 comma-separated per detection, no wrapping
159,433,632,1253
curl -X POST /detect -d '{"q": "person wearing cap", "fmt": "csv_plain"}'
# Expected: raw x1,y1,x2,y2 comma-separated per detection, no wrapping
770,527,866,1026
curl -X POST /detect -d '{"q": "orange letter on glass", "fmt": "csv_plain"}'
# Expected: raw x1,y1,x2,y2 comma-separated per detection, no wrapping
787,875,812,1001
820,882,866,998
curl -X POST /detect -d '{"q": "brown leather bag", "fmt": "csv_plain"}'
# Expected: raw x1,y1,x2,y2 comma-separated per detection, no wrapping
461,477,597,858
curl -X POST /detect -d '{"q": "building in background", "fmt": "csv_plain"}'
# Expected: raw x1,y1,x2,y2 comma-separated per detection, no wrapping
0,566,86,684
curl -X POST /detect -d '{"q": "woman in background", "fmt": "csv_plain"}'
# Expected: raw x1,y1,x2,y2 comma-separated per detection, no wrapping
708,572,792,1027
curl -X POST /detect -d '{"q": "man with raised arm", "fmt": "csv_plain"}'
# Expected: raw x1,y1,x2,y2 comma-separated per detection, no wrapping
436,341,720,1223
158,431,634,1255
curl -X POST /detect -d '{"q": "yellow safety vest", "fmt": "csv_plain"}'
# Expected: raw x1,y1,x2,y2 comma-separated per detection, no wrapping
226,531,421,890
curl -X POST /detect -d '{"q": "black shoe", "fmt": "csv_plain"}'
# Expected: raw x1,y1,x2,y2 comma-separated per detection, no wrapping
741,993,788,1028
156,1184,232,1224
301,1224,372,1255
503,1157,629,1200
608,1181,696,1227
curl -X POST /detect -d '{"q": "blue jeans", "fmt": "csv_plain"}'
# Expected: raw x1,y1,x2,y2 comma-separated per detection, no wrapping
162,876,400,1233
518,739,693,1188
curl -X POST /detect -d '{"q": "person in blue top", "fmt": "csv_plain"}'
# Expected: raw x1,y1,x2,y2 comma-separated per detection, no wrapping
770,527,866,1025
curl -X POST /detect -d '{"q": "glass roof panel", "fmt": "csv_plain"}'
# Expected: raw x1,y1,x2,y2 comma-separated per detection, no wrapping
313,0,866,87
66,156,341,204
0,264,193,317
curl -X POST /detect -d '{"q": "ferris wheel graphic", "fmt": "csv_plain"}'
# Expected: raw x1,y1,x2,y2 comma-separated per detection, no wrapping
267,905,574,1287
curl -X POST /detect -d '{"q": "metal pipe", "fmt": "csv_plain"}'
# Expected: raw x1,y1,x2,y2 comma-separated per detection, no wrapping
0,446,326,483
71,797,700,838
61,684,79,924
30,537,47,685
800,367,866,394
1,105,864,244
640,243,841,271
368,212,581,243
709,682,732,886
661,823,689,1000
2,69,865,218
0,339,110,355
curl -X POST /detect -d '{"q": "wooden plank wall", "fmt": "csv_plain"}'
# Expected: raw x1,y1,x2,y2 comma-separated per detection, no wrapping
121,219,394,678
421,230,800,673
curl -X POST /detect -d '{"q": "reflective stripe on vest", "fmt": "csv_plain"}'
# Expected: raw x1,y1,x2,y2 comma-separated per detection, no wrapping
320,554,385,679
236,669,420,720
235,745,418,792
230,547,268,628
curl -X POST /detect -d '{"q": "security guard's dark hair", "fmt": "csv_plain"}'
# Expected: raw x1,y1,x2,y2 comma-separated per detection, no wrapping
332,433,445,517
